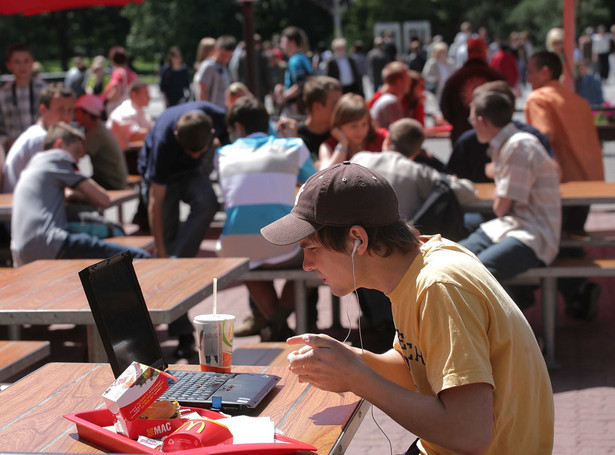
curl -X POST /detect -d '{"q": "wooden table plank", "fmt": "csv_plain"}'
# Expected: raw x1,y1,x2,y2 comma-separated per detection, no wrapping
0,258,249,326
0,363,366,454
465,180,615,212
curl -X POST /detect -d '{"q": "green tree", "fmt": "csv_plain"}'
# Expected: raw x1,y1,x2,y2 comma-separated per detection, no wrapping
508,0,610,46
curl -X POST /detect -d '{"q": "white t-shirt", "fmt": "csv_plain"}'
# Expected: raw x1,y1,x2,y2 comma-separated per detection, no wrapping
106,98,152,150
2,123,46,193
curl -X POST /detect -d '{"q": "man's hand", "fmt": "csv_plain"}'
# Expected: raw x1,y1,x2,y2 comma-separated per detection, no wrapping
277,117,298,137
287,334,369,393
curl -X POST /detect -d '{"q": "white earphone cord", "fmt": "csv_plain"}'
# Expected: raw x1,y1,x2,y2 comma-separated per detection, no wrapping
343,247,393,455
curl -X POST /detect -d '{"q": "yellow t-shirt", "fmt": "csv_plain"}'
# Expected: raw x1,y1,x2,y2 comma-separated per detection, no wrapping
390,235,554,454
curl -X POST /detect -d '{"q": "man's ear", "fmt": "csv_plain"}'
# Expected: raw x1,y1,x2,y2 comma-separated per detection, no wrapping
382,135,391,151
53,138,64,149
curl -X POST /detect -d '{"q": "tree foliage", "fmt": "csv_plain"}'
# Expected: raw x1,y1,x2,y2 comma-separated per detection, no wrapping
0,0,613,73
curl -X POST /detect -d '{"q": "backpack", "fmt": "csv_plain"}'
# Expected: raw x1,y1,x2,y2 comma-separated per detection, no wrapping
411,176,466,241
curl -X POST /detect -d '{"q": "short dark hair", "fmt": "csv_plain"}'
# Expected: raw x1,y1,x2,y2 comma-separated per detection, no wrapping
388,118,425,158
303,76,342,111
6,43,32,61
530,51,562,80
472,91,513,128
281,26,304,47
216,35,237,51
176,111,214,152
108,46,128,65
39,83,75,108
43,122,85,150
473,80,515,106
382,61,407,84
309,221,420,258
226,96,269,135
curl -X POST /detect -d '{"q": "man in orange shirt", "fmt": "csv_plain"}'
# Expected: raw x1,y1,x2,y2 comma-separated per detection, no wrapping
525,50,603,320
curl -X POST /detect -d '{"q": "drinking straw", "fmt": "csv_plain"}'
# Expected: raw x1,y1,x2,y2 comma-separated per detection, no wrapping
213,278,218,315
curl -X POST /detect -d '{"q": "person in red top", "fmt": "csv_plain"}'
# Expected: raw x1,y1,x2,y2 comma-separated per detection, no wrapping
402,70,426,126
489,44,519,93
103,46,138,117
319,93,387,169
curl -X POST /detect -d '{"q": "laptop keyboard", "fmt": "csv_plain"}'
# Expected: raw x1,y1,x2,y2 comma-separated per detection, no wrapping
162,370,232,401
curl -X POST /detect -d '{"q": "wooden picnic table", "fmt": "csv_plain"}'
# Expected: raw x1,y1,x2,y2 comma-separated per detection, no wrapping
0,189,140,224
0,362,368,455
0,257,249,362
464,180,615,212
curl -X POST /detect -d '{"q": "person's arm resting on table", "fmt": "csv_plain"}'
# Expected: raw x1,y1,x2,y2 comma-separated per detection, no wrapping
288,334,493,454
148,182,168,257
66,179,110,207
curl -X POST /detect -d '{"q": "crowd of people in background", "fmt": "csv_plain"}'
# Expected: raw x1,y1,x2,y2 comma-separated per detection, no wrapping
0,19,613,354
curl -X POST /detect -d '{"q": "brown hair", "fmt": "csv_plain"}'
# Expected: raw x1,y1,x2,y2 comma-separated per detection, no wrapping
226,96,269,135
38,83,75,108
530,51,562,80
472,91,513,127
388,118,425,158
5,43,32,61
309,221,420,257
330,93,377,142
43,122,85,150
176,111,213,152
303,76,342,111
195,37,216,67
473,80,515,105
382,61,407,84
403,70,424,111
281,26,305,48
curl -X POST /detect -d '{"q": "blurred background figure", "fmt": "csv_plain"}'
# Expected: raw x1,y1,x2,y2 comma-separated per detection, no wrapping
104,46,137,117
159,46,191,107
324,37,363,97
64,57,87,98
367,37,387,94
85,56,106,96
422,41,454,102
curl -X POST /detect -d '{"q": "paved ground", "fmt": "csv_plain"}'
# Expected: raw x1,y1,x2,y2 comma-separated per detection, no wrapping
2,81,615,454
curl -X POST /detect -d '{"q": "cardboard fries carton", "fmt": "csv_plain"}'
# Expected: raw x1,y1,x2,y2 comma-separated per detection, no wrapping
102,362,169,421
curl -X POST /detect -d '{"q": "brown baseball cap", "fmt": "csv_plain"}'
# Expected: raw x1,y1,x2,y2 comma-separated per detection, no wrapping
261,161,400,246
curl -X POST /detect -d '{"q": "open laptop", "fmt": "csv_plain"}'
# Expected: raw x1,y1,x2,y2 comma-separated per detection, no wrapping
78,251,280,412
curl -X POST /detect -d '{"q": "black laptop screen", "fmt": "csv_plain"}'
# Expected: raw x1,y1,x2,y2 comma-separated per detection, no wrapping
79,252,167,377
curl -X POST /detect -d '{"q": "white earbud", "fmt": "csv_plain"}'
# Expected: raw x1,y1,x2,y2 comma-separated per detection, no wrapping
351,239,361,258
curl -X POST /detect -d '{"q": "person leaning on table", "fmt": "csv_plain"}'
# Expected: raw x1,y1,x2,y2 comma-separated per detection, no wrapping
260,162,554,454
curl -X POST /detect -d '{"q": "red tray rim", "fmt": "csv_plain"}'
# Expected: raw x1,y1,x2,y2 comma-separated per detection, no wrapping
64,407,317,455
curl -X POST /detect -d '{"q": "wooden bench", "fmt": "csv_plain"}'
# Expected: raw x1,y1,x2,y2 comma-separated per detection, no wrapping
242,269,341,334
559,231,615,248
244,257,615,369
0,340,50,382
505,258,615,368
126,174,142,190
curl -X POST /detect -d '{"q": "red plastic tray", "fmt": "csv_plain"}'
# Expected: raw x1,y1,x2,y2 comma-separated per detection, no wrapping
64,407,316,454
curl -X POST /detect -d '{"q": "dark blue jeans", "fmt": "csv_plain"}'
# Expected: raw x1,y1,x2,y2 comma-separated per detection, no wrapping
459,228,544,309
57,232,151,260
142,171,219,258
142,171,219,337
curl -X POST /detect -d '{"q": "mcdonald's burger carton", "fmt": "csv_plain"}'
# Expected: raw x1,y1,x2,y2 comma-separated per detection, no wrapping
102,362,183,439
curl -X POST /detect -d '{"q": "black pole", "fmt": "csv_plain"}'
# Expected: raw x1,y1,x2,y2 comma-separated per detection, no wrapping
241,1,256,95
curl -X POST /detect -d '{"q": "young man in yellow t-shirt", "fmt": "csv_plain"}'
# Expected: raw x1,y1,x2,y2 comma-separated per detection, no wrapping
260,162,554,454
